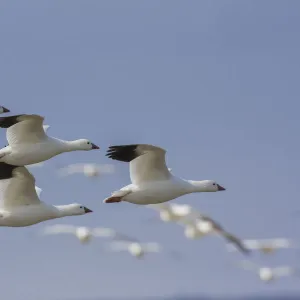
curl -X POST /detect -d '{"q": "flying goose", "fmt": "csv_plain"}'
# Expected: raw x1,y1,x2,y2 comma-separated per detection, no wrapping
104,144,225,205
238,260,299,282
41,224,128,244
146,203,198,223
0,162,92,227
179,210,250,254
58,163,115,178
227,238,297,254
0,114,99,166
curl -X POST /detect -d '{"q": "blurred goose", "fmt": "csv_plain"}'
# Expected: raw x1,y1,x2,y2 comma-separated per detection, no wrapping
0,114,99,166
147,203,198,223
106,239,163,259
227,238,297,254
58,163,115,178
104,144,225,205
0,162,92,227
238,260,299,282
41,224,127,244
0,106,9,114
181,212,249,254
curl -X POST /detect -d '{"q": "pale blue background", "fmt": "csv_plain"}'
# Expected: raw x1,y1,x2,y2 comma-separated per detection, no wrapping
0,1,300,299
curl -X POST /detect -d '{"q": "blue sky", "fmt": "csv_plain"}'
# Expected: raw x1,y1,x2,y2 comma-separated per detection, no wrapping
0,1,300,299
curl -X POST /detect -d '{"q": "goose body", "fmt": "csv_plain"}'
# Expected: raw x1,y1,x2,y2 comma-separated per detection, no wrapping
104,144,225,205
170,208,250,254
238,260,297,282
107,240,161,259
41,224,123,244
227,238,297,254
0,163,92,227
0,114,99,166
58,163,115,178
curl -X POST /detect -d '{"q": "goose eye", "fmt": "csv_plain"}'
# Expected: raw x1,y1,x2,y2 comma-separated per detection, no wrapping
213,183,216,186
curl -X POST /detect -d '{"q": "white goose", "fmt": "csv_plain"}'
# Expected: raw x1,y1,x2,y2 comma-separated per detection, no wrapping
0,162,93,227
227,238,297,254
41,224,127,244
0,114,99,166
58,163,115,178
238,260,299,283
106,239,162,259
104,144,225,205
0,106,9,114
147,203,198,223
27,125,51,168
177,210,249,254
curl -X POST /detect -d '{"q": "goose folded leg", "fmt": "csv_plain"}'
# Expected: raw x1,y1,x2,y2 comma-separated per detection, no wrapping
103,186,133,203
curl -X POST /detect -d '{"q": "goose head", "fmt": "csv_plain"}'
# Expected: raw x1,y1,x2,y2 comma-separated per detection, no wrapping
188,180,226,192
61,204,93,216
71,139,100,151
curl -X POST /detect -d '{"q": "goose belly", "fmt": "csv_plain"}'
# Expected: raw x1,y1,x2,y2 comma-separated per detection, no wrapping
3,143,62,166
123,182,189,205
0,207,56,227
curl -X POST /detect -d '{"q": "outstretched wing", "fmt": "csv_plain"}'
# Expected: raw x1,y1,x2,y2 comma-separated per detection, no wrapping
0,114,47,145
106,144,171,185
0,163,41,209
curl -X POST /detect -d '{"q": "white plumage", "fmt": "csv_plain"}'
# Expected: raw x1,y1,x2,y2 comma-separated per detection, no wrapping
104,144,225,205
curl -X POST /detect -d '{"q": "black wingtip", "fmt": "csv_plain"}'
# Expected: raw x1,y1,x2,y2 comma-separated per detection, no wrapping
0,115,24,128
106,145,139,162
0,162,19,180
2,107,9,113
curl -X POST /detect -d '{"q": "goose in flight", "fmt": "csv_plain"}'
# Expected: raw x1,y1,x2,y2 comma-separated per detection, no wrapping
0,114,99,166
0,106,9,114
105,235,165,259
0,162,92,227
180,211,250,254
104,144,225,205
146,203,199,223
41,224,128,244
58,163,115,178
237,260,299,282
227,238,297,254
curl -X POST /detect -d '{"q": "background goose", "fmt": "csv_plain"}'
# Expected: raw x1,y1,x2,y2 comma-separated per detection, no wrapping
146,203,198,223
0,162,92,227
0,114,100,166
0,106,9,114
104,144,225,205
105,239,163,259
58,163,115,178
41,224,128,244
227,238,298,254
179,211,250,254
237,260,299,282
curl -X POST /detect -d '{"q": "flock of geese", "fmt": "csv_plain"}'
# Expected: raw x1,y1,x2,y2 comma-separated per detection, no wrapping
0,106,299,284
